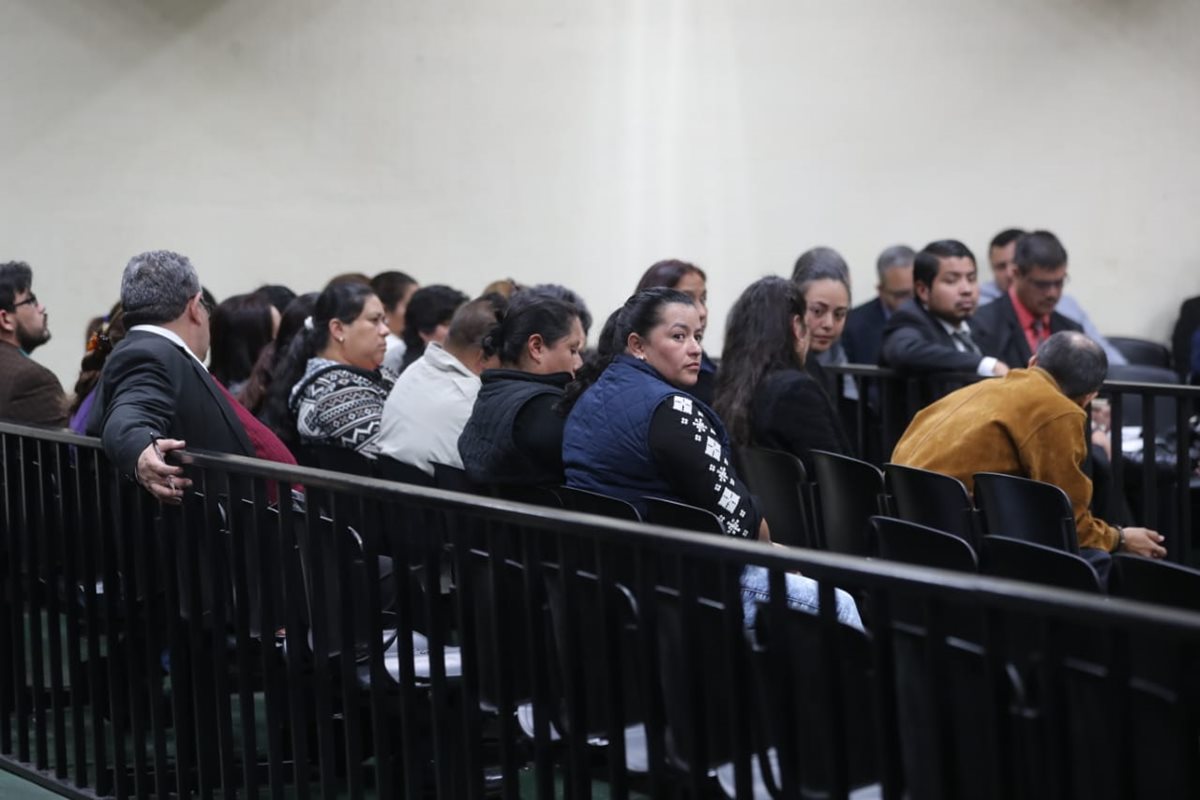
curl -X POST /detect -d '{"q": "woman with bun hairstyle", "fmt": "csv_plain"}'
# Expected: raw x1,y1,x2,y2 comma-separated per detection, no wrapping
264,282,393,459
713,277,851,475
562,287,861,628
457,292,586,486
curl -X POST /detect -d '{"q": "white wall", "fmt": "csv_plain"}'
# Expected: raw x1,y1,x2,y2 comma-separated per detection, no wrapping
2,0,1199,386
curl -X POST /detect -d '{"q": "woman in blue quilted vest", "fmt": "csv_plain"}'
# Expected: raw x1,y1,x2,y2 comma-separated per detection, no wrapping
561,287,861,628
457,292,587,486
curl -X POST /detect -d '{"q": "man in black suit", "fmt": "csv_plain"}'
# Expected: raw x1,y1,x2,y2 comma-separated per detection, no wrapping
880,239,1010,378
973,230,1082,368
87,250,254,503
842,244,914,365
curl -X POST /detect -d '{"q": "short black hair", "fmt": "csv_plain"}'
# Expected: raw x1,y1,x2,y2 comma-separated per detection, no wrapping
989,228,1026,251
370,271,418,310
913,240,975,289
1037,331,1107,398
254,284,297,315
0,261,33,312
1015,230,1068,275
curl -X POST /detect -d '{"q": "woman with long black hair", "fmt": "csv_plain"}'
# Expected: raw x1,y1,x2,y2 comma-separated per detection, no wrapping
712,277,851,474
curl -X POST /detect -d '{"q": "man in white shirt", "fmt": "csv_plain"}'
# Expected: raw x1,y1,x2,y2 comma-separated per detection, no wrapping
377,297,500,474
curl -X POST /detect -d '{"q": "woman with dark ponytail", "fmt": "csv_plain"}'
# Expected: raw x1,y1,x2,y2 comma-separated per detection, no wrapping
68,302,127,433
457,292,586,485
562,287,861,628
263,282,393,459
712,277,851,475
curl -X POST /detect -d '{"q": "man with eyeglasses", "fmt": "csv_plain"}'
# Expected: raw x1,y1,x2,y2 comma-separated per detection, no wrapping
974,230,1084,369
841,244,915,365
0,261,67,427
980,227,1126,365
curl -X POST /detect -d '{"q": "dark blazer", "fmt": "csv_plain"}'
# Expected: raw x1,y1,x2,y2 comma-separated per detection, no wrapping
842,297,888,365
751,368,852,475
0,341,67,427
86,330,254,477
879,299,984,374
973,294,1082,369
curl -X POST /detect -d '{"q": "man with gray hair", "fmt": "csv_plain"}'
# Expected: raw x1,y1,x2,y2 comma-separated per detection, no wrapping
892,331,1164,559
842,245,914,365
86,250,255,502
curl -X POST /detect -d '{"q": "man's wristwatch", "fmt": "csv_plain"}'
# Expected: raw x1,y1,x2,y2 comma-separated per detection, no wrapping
1112,526,1125,553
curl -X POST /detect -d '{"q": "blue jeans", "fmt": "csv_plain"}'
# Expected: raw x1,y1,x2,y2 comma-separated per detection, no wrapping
739,565,864,631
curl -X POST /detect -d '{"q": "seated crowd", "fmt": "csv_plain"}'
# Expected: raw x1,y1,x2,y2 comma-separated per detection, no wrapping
0,230,1194,582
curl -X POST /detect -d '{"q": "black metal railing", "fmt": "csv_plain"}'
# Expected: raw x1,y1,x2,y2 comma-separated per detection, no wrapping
829,365,1200,565
3,421,1200,799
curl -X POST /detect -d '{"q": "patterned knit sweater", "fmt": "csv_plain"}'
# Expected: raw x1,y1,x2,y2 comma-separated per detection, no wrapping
289,358,396,458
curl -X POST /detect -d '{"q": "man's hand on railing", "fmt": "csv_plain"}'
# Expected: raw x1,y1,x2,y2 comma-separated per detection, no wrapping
1121,527,1167,559
136,437,192,504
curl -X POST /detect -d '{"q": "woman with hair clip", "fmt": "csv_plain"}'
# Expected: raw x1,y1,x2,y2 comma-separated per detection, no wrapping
457,293,586,485
713,277,852,475
69,302,127,433
561,287,861,628
264,282,392,459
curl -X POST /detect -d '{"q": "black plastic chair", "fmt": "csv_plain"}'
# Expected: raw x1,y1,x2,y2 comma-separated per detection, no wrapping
868,516,978,572
377,454,436,487
300,444,379,478
981,535,1101,593
432,462,485,495
642,497,725,536
1110,554,1200,612
1107,336,1172,370
808,450,886,556
556,486,642,522
884,463,979,550
972,472,1078,554
1105,364,1184,429
734,446,816,548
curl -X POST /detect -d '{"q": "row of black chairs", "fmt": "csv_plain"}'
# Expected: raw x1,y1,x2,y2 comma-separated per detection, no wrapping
735,446,1200,611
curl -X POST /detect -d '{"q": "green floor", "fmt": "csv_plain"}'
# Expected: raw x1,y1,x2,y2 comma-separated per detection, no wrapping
0,767,62,799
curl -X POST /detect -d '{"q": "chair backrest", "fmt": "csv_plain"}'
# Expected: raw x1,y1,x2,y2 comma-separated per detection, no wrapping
556,486,642,522
869,516,978,573
377,455,435,487
1108,336,1172,370
981,535,1101,593
642,497,725,536
884,463,978,549
809,450,885,556
300,444,379,478
493,483,562,508
431,462,484,495
1110,554,1200,612
972,472,1077,554
734,446,815,548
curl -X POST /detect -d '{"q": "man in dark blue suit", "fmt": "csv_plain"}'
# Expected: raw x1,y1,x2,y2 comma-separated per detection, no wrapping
841,245,914,365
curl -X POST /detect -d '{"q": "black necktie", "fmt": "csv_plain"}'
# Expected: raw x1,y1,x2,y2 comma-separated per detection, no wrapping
952,330,982,356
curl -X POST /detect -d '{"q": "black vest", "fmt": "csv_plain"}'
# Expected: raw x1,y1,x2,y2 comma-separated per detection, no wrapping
457,369,567,485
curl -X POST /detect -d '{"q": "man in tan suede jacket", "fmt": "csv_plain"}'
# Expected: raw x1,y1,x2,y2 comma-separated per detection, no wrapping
892,331,1165,558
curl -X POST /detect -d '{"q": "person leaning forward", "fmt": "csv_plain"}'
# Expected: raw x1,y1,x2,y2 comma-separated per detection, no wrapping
891,331,1164,559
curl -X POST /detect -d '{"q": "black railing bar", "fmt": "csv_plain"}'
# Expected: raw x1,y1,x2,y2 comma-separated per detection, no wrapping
1101,380,1200,399
137,458,1200,637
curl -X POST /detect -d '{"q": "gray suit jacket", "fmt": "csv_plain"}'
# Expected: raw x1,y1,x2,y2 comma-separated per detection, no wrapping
0,341,66,427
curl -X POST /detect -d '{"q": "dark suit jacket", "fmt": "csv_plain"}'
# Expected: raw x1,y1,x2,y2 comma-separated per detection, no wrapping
842,298,888,365
0,341,67,427
751,368,852,475
86,330,254,477
879,299,983,374
973,294,1082,369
